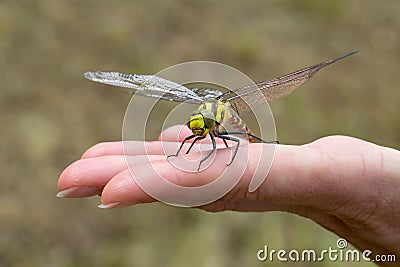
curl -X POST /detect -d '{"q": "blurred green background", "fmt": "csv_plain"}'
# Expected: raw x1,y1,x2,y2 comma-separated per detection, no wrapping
1,1,399,266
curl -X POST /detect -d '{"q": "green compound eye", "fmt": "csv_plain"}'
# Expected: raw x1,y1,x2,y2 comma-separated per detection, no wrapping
199,109,215,129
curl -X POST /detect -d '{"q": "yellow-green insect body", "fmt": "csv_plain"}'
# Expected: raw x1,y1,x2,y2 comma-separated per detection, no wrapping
180,100,259,170
188,100,231,137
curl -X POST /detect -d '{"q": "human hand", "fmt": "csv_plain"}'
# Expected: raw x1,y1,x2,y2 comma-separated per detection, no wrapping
57,125,400,265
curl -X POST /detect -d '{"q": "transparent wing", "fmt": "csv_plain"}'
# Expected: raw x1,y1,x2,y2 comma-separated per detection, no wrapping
218,51,358,114
191,87,224,101
84,71,205,104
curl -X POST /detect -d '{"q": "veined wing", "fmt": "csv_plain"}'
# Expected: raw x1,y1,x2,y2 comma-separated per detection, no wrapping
191,87,224,101
84,71,205,104
218,51,358,114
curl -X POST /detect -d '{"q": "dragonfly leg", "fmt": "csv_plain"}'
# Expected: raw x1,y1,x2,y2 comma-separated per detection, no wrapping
246,133,279,144
186,136,205,154
167,134,196,158
217,135,240,166
222,138,229,148
198,133,217,171
220,131,279,144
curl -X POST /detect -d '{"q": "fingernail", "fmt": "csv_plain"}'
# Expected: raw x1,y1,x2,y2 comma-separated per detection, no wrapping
56,186,100,198
97,201,136,209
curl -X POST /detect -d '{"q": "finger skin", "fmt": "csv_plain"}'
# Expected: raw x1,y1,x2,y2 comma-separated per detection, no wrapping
59,136,400,210
158,125,192,142
81,141,165,159
58,155,127,192
58,141,178,195
81,142,125,159
57,133,400,264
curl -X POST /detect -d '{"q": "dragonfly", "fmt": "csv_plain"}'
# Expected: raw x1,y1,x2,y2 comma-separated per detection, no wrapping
84,51,358,170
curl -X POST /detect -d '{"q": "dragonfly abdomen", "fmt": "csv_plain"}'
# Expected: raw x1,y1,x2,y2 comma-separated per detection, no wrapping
226,115,259,142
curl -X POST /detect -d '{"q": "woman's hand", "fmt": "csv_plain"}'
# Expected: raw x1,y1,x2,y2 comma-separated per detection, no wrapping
58,125,400,266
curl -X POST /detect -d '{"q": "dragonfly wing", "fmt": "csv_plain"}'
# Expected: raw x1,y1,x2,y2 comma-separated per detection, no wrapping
84,71,204,104
223,77,311,114
219,51,358,114
191,87,224,101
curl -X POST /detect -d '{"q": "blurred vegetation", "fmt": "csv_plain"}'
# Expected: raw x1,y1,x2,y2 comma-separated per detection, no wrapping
0,0,399,266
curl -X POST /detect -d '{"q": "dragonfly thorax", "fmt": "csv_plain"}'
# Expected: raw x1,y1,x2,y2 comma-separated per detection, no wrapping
187,100,230,137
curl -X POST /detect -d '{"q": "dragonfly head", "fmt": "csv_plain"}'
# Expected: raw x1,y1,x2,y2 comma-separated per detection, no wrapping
187,110,216,137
